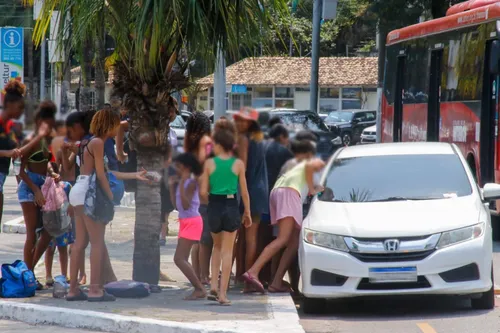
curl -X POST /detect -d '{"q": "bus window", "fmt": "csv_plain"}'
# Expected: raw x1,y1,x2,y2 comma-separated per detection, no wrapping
393,56,405,142
427,49,443,142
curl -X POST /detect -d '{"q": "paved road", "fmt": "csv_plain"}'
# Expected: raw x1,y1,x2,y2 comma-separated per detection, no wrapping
0,320,102,333
299,244,500,333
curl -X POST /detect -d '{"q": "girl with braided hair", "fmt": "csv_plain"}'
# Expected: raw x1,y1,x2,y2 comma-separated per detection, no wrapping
183,112,213,285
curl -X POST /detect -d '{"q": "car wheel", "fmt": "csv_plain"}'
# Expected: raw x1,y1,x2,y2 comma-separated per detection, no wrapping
471,265,495,310
342,133,352,146
302,297,326,314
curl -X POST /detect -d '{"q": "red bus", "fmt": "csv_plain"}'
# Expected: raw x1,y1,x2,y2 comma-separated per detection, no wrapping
381,0,500,187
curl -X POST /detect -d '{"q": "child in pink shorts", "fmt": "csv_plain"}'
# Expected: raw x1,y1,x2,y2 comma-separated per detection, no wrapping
173,153,207,300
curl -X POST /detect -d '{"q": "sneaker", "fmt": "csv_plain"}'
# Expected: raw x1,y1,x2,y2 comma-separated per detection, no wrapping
159,239,166,246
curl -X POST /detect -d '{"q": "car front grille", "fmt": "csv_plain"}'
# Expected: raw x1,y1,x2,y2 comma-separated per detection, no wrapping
357,276,431,290
363,131,376,136
349,249,435,263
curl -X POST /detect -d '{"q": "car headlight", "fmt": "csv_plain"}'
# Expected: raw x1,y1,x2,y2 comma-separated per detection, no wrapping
332,137,342,145
436,223,485,249
304,228,349,252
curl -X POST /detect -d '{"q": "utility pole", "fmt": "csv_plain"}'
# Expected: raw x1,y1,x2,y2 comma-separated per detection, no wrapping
309,0,322,113
376,23,386,143
214,45,226,120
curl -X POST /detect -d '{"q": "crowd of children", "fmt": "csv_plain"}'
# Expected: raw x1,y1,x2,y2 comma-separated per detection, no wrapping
0,80,325,306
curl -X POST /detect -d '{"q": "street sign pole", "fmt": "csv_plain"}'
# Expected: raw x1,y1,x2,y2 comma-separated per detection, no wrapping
309,0,322,114
40,38,46,100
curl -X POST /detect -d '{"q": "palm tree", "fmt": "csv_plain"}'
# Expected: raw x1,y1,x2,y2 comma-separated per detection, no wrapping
28,0,290,285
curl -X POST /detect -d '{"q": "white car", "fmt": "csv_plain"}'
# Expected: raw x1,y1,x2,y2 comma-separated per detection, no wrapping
360,125,376,144
299,142,497,314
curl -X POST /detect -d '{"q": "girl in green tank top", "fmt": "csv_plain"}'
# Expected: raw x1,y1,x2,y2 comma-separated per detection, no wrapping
200,127,252,306
209,156,238,195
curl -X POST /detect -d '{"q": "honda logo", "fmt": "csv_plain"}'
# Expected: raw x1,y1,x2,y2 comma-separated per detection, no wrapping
384,239,400,252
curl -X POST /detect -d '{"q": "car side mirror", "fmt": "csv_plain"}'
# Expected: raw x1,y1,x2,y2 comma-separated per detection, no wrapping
352,119,359,124
482,183,500,200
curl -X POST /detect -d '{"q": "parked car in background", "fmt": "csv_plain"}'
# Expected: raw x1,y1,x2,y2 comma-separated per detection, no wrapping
227,108,342,160
324,110,377,146
203,110,214,123
360,125,377,144
170,115,186,151
180,110,193,123
300,142,495,313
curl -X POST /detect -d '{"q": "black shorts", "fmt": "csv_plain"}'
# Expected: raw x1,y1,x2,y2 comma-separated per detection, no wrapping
207,194,240,234
199,204,213,245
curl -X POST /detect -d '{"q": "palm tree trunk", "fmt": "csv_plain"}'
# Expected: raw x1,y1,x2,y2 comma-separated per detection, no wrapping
79,39,93,112
132,150,163,285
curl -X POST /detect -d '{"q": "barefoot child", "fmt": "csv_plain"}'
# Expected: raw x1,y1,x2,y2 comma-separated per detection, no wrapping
172,153,206,300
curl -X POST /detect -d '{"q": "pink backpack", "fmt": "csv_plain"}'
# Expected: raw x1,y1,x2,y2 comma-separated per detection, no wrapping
41,178,71,237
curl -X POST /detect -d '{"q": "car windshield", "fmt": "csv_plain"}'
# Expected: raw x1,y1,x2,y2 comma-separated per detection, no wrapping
319,154,472,203
279,113,329,132
326,111,354,123
171,115,185,128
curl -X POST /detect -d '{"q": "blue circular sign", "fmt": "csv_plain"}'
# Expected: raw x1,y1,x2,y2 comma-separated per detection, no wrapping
3,29,21,48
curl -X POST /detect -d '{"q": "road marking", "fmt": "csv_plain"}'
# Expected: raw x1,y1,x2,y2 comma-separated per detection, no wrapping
417,323,437,333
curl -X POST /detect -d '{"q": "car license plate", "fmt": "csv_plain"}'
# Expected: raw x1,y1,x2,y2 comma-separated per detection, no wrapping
368,267,417,283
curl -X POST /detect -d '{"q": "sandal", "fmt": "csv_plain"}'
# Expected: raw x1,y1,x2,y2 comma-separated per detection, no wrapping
66,289,88,302
241,272,265,294
88,291,116,302
207,290,219,302
219,299,232,306
268,285,292,293
46,278,54,287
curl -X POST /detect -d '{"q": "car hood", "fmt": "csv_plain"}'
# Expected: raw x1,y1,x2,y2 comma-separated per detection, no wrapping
304,196,483,238
172,128,185,139
363,125,376,132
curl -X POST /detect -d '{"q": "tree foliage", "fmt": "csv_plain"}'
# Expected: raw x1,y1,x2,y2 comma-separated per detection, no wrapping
262,0,374,57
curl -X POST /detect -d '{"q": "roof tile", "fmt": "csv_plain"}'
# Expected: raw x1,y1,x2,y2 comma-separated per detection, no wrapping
197,57,378,87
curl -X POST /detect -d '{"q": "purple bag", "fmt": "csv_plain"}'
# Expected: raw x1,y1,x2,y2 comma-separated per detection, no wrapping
104,280,150,298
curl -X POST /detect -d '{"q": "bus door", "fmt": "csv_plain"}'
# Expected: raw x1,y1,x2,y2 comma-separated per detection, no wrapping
393,54,405,142
427,48,443,142
480,40,499,186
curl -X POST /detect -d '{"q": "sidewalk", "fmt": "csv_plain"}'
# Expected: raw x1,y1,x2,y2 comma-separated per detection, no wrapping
0,320,102,333
0,176,304,333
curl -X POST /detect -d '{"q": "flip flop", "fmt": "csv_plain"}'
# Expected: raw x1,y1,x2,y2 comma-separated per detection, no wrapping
207,290,219,302
66,289,88,302
241,272,265,294
268,285,292,293
219,299,232,306
88,291,116,302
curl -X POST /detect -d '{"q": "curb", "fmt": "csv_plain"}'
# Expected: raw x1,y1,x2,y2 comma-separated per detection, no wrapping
0,301,239,333
2,216,26,234
0,294,305,333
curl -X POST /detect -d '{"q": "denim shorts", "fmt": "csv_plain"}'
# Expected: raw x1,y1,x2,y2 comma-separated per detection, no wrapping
18,171,46,203
0,172,7,192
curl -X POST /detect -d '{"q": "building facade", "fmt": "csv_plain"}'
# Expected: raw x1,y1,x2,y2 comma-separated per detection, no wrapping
197,57,379,115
